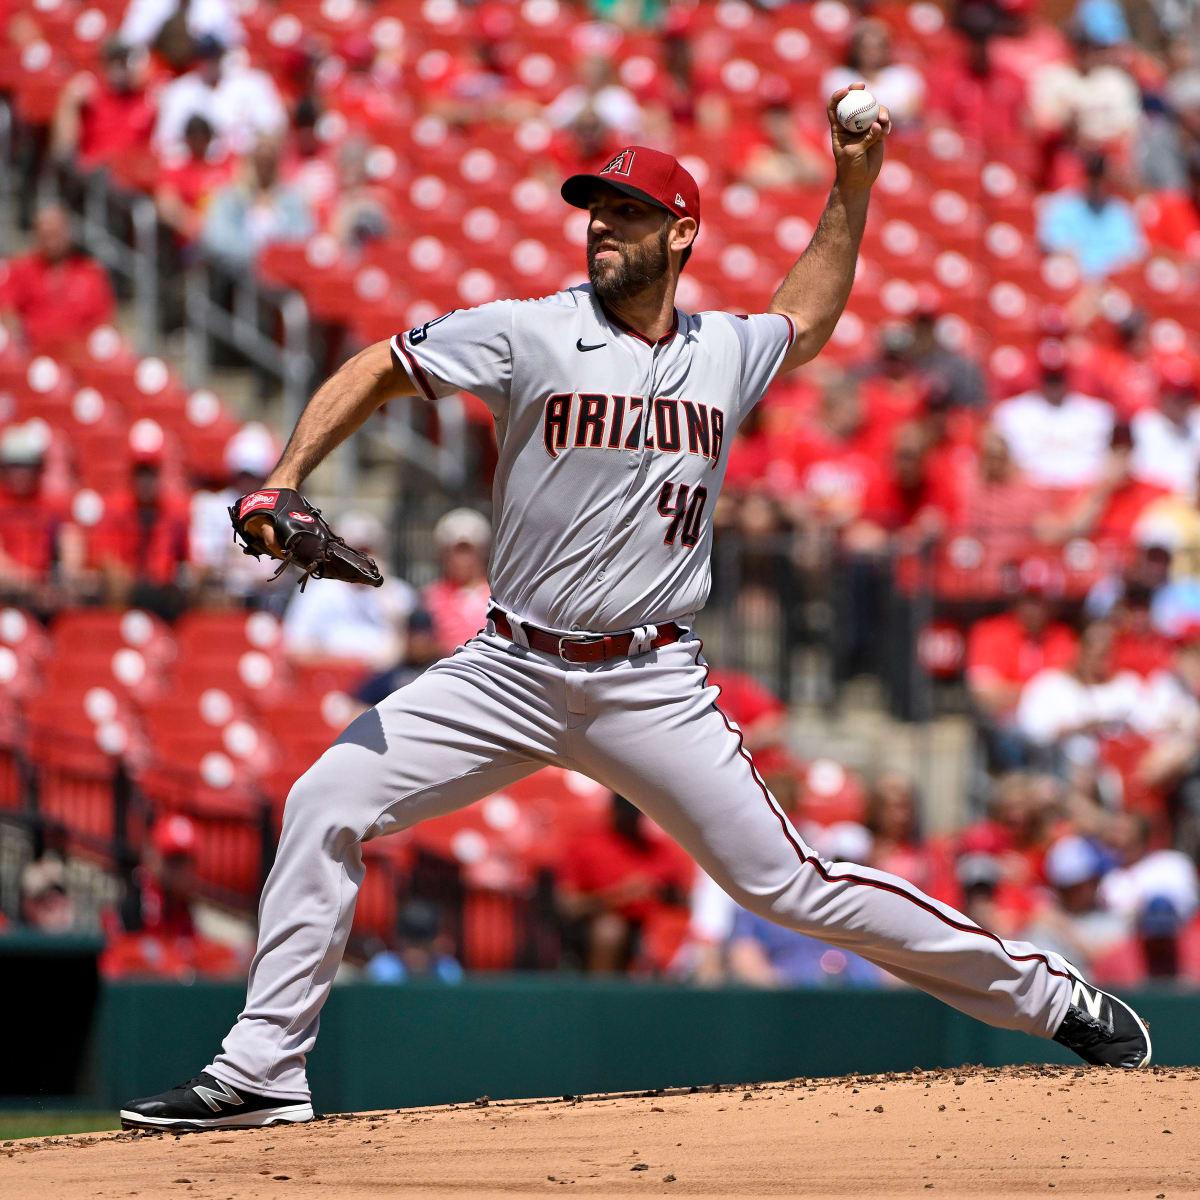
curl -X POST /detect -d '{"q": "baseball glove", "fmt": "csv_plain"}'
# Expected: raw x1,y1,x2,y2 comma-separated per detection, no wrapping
229,488,384,591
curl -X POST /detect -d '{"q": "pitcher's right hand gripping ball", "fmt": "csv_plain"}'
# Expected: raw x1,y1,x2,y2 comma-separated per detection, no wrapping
229,488,384,591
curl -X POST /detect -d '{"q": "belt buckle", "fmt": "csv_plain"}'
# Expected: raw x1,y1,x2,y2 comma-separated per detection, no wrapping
557,634,601,662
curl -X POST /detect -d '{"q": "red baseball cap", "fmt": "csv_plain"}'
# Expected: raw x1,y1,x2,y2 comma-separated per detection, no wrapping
561,146,701,225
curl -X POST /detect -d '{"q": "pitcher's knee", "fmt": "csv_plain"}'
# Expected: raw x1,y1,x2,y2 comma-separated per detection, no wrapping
280,753,364,851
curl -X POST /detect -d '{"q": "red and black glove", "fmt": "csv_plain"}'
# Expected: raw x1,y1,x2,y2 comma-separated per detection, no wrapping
229,488,383,590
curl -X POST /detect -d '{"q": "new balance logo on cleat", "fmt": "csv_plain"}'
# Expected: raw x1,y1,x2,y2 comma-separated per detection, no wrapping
1053,972,1151,1069
192,1077,245,1113
1071,979,1105,1023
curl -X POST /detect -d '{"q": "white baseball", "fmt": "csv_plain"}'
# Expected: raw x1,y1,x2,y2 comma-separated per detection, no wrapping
836,90,880,134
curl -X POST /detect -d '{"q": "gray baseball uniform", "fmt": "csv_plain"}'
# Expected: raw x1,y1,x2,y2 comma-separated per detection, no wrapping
207,285,1074,1101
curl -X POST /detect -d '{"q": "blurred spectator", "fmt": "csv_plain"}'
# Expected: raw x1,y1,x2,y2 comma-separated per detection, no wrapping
1102,813,1198,921
955,428,1055,570
1029,26,1140,152
1085,540,1172,620
1015,621,1142,770
424,508,492,655
1135,52,1200,194
1130,357,1200,495
1074,306,1160,419
865,770,954,900
201,137,314,272
907,296,987,411
326,140,394,251
0,422,79,606
854,324,929,461
280,97,340,223
0,203,115,352
1045,421,1169,544
1037,153,1146,279
92,447,191,620
154,114,237,246
991,339,1113,488
959,770,1063,891
18,856,78,932
556,793,692,974
988,0,1072,90
117,815,200,937
546,56,643,141
282,512,416,667
956,851,1033,939
966,570,1078,769
1025,833,1127,968
933,4,1027,144
51,39,154,173
1107,581,1175,677
352,610,442,710
725,904,885,987
153,36,287,159
1139,146,1200,254
780,377,879,533
187,420,282,604
853,421,953,545
364,898,463,984
735,99,828,191
822,18,925,127
104,814,241,978
119,0,243,57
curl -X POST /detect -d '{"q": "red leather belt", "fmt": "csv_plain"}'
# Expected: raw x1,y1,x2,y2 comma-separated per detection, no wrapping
487,607,684,663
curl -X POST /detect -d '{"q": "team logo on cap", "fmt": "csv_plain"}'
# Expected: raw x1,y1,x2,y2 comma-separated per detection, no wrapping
600,150,635,177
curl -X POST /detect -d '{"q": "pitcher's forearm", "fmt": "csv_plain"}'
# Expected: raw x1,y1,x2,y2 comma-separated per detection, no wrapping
267,340,412,490
768,184,870,364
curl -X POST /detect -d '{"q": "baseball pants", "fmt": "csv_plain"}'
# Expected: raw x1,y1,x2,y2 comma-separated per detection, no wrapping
208,629,1075,1100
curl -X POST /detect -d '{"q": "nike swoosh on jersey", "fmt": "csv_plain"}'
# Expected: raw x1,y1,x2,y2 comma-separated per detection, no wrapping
576,339,606,352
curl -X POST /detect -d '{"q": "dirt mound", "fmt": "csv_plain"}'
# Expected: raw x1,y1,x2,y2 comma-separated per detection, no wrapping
4,1065,1197,1197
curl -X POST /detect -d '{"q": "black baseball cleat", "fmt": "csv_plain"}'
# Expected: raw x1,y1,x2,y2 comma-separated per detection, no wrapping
120,1072,314,1130
1052,971,1152,1068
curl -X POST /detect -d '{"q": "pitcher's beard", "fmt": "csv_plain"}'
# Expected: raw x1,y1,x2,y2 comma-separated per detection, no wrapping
588,225,671,304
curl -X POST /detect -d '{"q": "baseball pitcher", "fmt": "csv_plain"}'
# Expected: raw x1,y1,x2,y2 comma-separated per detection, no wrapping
122,86,1149,1131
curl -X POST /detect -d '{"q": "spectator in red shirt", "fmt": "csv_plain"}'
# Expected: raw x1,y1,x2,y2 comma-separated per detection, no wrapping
0,203,115,352
966,568,1078,769
154,114,236,246
1108,581,1175,678
854,324,928,462
422,508,492,655
93,450,191,620
933,3,1028,145
959,770,1064,891
955,427,1056,587
50,39,154,174
103,814,241,979
1138,148,1200,256
1044,421,1170,546
0,422,80,607
733,98,829,191
556,793,693,974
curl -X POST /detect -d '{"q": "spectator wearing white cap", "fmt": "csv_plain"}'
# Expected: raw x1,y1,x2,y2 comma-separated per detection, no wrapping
282,512,416,668
422,508,492,655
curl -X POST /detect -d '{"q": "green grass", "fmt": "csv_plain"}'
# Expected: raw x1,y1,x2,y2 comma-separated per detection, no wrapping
0,1112,120,1140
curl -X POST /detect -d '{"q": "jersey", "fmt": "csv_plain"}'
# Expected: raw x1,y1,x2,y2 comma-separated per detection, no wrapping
390,285,794,633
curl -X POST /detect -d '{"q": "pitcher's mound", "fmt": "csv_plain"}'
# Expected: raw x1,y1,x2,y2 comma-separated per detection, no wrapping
4,1065,1197,1198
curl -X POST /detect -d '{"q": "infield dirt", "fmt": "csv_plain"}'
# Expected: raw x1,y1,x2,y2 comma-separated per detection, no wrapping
3,1064,1197,1198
